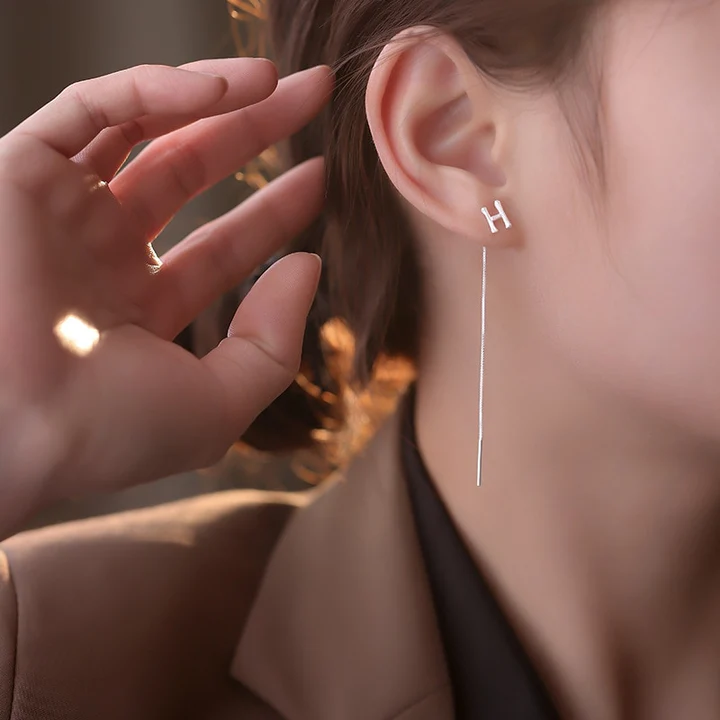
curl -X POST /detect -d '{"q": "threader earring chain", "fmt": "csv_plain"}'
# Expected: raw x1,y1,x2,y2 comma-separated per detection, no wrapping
477,200,512,487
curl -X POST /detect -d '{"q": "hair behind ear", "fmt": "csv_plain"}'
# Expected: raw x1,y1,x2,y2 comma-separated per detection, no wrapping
235,0,422,471
233,0,606,475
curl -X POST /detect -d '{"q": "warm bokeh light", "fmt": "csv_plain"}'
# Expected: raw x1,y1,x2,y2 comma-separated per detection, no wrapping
226,0,265,20
53,313,100,356
229,0,278,189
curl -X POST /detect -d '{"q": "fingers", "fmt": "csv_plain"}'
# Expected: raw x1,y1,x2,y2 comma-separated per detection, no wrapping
200,251,322,451
77,252,321,487
76,58,279,182
109,64,334,242
11,64,234,158
145,156,326,341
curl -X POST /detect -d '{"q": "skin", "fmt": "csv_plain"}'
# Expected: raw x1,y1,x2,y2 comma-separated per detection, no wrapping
0,59,334,536
365,0,720,718
3,2,719,718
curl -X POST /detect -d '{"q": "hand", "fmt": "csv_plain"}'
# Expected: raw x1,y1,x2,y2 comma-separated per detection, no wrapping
0,59,333,528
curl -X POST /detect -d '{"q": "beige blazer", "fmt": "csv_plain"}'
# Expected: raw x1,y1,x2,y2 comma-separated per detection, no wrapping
0,400,454,720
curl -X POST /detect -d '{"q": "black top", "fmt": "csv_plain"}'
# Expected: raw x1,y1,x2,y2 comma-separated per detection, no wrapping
399,383,562,720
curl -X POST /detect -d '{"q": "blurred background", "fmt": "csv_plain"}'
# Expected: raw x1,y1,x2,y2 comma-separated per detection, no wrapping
0,0,310,529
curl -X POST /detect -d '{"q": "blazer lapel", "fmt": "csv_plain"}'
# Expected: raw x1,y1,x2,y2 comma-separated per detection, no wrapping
230,395,454,720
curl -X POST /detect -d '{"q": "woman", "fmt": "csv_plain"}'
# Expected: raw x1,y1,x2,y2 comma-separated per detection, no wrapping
2,0,719,717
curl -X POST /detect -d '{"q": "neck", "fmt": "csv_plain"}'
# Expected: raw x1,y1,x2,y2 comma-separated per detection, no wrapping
414,240,720,720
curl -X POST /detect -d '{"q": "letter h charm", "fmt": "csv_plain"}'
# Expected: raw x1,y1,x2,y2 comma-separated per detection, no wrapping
481,200,512,234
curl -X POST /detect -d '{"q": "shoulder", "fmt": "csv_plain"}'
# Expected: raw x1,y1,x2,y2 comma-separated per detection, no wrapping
1,487,312,619
0,488,313,719
2,487,309,593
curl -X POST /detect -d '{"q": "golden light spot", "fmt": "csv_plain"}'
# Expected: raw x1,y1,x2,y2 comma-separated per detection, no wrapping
84,173,109,194
53,313,100,357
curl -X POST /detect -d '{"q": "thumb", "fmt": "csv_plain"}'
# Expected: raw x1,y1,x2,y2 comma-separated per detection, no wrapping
202,251,322,435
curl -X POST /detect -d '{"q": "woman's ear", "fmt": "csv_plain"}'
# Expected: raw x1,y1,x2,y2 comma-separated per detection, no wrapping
365,26,514,244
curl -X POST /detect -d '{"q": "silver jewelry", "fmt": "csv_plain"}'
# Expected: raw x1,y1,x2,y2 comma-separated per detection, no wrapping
478,201,511,487
481,199,512,234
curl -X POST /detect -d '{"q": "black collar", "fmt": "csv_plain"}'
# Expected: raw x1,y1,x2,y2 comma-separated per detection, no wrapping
400,383,561,719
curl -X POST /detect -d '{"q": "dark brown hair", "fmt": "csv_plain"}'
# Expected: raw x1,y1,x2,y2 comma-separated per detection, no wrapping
237,0,608,472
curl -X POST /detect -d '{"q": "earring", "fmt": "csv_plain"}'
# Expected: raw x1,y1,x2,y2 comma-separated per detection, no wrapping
477,201,511,487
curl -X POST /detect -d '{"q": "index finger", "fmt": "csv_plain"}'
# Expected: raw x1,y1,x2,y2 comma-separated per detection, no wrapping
10,64,239,158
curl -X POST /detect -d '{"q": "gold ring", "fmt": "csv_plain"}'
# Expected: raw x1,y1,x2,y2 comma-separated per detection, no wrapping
85,174,110,194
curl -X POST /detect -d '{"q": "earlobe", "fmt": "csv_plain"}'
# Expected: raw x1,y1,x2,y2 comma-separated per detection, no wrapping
482,200,512,234
365,26,512,243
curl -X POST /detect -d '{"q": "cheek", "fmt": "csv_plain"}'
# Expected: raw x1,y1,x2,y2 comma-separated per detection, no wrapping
588,20,720,436
608,124,720,363
520,69,720,441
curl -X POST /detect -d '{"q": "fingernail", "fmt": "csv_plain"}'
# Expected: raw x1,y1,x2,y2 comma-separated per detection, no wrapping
309,253,322,278
194,72,230,92
294,65,332,80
